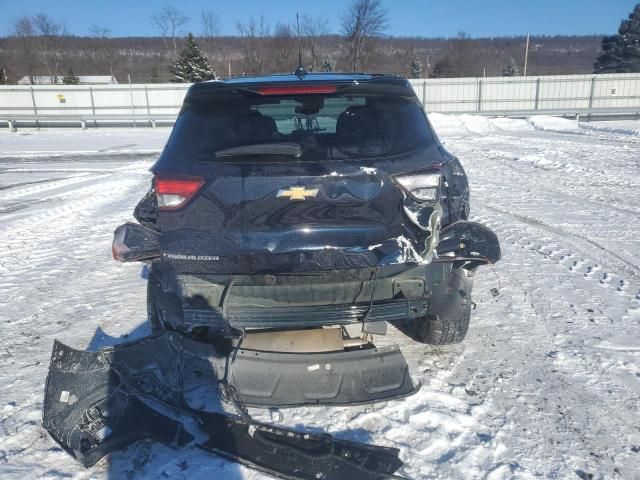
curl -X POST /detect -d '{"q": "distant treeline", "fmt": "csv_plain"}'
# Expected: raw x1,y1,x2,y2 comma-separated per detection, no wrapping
0,33,603,84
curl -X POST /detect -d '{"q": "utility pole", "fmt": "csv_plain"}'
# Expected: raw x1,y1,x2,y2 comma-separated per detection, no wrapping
128,73,136,128
523,33,530,77
228,57,231,78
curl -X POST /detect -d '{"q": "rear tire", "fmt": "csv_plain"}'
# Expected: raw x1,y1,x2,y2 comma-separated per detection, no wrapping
415,266,473,345
415,302,471,345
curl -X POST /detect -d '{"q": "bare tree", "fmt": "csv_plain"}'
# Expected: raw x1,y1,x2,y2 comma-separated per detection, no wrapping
301,14,329,71
236,16,270,75
14,16,37,84
151,6,189,51
341,0,388,71
89,24,111,38
200,10,220,39
89,24,116,77
272,22,296,73
200,9,220,54
32,13,68,84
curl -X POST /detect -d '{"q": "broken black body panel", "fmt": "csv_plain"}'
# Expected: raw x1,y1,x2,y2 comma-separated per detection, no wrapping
198,413,403,480
43,337,194,467
43,334,404,478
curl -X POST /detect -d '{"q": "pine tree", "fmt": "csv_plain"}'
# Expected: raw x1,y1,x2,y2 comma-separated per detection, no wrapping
502,57,520,76
62,66,79,85
150,66,160,83
410,56,423,78
0,67,7,85
431,56,454,78
594,4,640,73
320,57,336,72
169,33,216,83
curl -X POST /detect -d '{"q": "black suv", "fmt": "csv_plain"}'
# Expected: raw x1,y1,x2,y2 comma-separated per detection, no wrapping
113,73,500,404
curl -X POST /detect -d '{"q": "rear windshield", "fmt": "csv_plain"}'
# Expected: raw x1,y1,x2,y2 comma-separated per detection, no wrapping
165,93,434,161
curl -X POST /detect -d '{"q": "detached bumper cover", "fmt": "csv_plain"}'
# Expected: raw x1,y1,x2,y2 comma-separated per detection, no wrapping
43,334,405,478
228,345,418,407
43,333,413,476
44,333,417,409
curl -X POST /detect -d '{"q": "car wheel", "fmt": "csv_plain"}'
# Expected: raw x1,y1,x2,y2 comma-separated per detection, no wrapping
147,268,164,334
415,302,471,345
415,266,473,345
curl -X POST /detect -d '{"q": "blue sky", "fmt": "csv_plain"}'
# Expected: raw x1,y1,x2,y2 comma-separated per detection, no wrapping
0,0,637,37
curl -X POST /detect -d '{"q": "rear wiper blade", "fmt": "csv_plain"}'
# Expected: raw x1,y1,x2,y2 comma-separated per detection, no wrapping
215,142,302,158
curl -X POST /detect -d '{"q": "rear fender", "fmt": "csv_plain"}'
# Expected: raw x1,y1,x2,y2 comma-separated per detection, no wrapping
112,222,160,262
438,220,501,269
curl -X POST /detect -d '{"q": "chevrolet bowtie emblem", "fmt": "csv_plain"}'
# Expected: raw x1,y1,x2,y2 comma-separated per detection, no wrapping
277,186,319,201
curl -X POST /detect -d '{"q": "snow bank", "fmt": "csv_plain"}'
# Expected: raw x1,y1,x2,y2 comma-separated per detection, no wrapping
580,121,640,136
429,113,511,135
527,115,583,134
528,115,640,137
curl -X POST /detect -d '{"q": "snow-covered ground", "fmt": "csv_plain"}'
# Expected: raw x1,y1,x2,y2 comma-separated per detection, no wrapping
1,116,639,479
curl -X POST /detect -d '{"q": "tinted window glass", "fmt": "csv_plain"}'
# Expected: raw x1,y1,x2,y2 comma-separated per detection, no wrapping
166,94,434,161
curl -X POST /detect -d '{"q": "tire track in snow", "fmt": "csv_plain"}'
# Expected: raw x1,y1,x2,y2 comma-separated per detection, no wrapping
485,205,640,279
455,207,640,478
435,119,640,477
0,160,154,331
0,172,107,201
0,158,158,480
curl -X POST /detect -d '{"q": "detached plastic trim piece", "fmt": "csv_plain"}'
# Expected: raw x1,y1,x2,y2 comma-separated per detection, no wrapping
197,412,403,480
229,345,419,407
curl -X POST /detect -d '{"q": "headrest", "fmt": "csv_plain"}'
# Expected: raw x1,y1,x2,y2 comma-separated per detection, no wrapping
335,106,381,139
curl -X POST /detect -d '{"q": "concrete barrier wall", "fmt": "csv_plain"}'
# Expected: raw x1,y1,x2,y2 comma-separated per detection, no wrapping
408,73,640,113
1,73,639,120
0,84,189,116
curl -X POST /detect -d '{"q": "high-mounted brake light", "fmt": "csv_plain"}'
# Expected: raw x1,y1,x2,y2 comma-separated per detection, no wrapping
257,85,337,95
155,177,204,210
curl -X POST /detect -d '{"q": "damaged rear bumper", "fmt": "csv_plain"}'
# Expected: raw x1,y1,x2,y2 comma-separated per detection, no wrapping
44,333,417,410
43,333,405,478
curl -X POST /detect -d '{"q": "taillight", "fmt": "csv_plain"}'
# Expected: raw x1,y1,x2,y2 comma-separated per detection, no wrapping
394,170,441,201
155,176,204,210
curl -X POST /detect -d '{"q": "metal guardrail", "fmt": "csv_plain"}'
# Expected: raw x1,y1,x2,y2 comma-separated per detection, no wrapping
0,114,178,132
1,74,640,130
